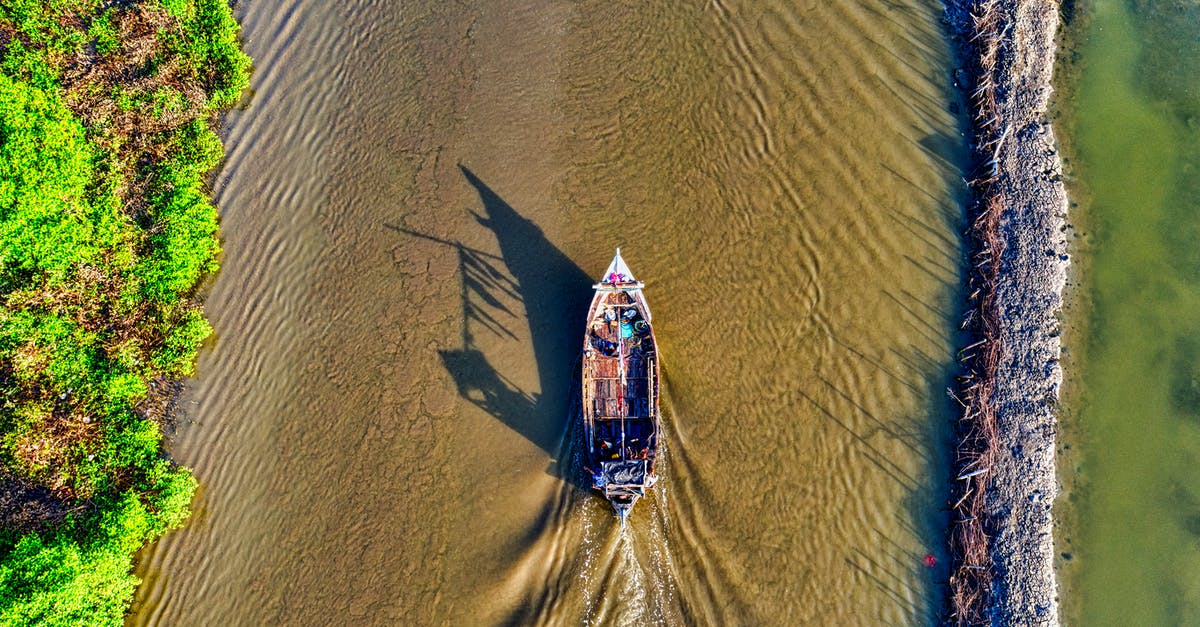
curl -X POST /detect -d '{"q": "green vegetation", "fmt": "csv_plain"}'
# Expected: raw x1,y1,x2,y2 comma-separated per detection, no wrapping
0,1,248,624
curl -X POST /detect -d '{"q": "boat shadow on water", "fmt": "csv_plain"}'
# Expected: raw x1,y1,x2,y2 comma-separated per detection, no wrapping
390,165,595,494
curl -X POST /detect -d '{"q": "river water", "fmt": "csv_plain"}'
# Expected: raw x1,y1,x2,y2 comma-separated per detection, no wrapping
130,0,965,624
1058,0,1200,623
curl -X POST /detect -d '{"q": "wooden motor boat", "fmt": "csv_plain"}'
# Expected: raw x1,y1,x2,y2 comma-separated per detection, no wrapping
581,249,660,522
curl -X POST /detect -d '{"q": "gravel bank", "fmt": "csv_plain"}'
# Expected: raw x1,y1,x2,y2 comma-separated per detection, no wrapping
945,0,1068,624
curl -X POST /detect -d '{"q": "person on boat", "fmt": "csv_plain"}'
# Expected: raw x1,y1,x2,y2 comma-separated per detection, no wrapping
591,336,617,356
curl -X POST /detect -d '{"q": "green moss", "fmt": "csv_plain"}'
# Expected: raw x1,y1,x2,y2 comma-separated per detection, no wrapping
136,121,223,304
0,0,247,622
157,0,251,110
86,12,119,57
0,489,192,627
0,75,104,281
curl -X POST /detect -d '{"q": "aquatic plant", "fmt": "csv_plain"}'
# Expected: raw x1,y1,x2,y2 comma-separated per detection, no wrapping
0,1,248,623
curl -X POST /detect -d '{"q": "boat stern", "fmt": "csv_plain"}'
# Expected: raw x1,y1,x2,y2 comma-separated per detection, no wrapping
612,498,635,525
597,459,651,522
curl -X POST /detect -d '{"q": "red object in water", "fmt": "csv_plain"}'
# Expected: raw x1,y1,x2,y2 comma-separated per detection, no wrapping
923,554,937,568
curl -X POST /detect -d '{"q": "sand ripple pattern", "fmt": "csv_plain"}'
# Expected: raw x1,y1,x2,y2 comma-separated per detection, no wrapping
132,0,965,624
131,0,357,623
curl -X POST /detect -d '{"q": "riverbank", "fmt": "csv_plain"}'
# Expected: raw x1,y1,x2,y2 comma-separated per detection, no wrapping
944,0,1068,624
0,2,247,624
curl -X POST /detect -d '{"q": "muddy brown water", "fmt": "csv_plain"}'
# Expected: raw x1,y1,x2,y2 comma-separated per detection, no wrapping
130,0,966,624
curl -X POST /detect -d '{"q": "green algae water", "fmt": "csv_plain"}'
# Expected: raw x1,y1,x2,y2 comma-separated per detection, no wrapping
1062,0,1200,622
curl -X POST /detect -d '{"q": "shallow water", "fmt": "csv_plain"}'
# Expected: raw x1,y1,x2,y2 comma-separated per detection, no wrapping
1060,0,1200,623
130,0,965,623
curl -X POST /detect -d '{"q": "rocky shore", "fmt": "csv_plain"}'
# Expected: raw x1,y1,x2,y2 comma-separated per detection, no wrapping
944,0,1068,624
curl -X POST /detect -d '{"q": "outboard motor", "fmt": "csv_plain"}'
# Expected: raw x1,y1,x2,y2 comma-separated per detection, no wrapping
613,501,632,525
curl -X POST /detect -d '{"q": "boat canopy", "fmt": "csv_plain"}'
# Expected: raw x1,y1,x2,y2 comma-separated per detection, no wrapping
598,459,651,488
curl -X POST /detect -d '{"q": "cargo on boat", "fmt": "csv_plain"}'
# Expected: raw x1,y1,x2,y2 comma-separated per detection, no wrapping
581,249,661,522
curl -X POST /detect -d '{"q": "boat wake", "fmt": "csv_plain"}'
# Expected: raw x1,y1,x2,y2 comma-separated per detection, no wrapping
478,423,682,625
579,491,683,626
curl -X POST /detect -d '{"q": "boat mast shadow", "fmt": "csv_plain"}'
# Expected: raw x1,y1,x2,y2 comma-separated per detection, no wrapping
389,165,594,493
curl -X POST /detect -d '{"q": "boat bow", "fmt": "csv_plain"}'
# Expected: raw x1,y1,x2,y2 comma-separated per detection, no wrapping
593,248,651,321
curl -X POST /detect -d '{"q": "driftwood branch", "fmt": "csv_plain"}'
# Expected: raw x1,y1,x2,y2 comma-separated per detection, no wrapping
945,1,1010,624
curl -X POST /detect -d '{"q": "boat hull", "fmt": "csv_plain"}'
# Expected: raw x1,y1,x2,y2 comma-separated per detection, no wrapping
580,250,660,521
